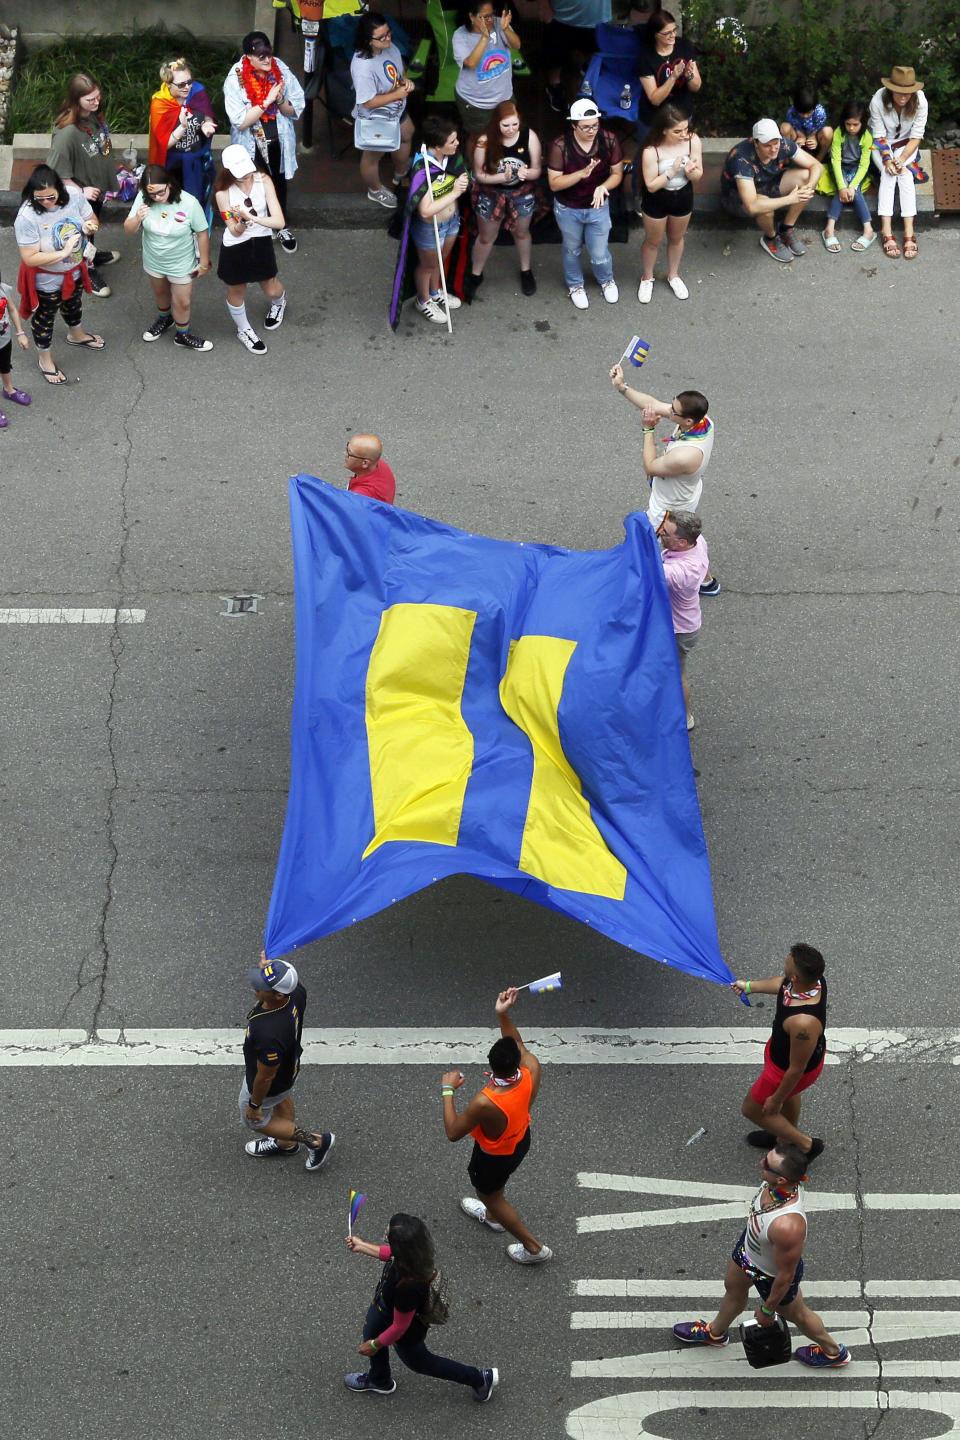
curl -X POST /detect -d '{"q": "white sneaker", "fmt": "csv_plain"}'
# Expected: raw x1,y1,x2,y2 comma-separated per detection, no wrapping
367,186,398,210
686,712,695,732
601,280,620,303
637,278,654,304
236,326,267,354
507,1242,554,1265
461,1196,505,1232
668,275,690,300
569,286,588,310
432,291,461,310
416,298,448,324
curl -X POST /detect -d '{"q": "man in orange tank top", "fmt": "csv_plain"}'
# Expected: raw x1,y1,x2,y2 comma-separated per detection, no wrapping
440,988,553,1265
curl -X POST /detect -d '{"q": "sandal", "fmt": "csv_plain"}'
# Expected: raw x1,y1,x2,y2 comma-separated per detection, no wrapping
903,236,918,260
881,234,900,258
851,233,876,252
38,359,68,385
821,231,841,253
65,334,106,349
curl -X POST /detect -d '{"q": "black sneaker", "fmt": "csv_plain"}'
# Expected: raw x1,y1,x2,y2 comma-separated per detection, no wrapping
244,1137,300,1158
344,1372,396,1395
520,269,536,296
545,82,565,114
805,1138,825,1163
264,293,287,330
305,1131,335,1171
473,1368,499,1403
699,576,721,597
277,228,298,254
89,271,112,298
746,1129,776,1148
173,330,213,352
95,249,120,268
142,313,174,342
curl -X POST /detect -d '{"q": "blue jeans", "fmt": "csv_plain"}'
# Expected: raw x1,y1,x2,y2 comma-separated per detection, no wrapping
553,201,614,289
362,1301,483,1390
827,166,871,225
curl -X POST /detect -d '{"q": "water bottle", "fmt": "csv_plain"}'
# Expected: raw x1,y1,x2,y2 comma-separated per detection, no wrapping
123,139,138,169
619,83,632,111
580,76,593,97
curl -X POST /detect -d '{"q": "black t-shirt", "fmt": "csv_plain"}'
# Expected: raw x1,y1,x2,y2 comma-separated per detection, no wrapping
637,38,697,125
243,981,306,1094
375,1260,430,1318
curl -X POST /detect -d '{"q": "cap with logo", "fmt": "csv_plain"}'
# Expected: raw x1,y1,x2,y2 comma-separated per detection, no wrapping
248,958,299,994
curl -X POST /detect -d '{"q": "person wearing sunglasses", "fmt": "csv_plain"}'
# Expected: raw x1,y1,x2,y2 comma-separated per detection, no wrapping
343,433,396,503
214,144,288,355
148,57,217,222
124,164,212,351
224,31,304,255
672,1142,851,1368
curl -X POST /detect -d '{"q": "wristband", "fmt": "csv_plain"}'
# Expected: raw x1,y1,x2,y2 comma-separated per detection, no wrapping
441,1087,454,1097
368,1338,380,1353
248,1100,262,1109
759,1303,775,1316
745,981,752,996
642,426,656,434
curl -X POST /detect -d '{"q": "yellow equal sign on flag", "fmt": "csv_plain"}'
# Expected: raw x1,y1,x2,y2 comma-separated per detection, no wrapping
363,603,476,858
500,637,627,899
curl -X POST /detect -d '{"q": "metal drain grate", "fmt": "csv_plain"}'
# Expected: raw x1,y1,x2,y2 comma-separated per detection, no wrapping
220,594,263,617
932,147,960,211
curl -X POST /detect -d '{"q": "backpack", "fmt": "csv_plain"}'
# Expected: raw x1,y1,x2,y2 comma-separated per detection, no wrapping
417,1269,450,1327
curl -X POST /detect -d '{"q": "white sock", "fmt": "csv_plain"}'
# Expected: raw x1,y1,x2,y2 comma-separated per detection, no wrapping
227,300,250,333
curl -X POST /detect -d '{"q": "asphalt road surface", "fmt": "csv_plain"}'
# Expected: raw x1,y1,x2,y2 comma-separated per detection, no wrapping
2,216,959,1440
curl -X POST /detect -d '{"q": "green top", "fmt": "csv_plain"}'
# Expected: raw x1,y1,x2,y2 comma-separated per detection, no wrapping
129,190,207,276
47,121,118,193
828,125,873,195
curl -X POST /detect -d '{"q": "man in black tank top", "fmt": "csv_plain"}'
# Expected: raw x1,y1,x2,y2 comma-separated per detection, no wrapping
730,943,827,1164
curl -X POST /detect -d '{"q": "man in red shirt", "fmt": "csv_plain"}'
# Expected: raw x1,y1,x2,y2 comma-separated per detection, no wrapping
344,432,396,503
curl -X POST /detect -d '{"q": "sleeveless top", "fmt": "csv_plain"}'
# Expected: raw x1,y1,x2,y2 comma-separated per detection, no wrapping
221,174,272,245
664,416,714,479
484,127,531,189
743,1183,807,1276
769,978,827,1072
470,1065,533,1155
650,140,692,192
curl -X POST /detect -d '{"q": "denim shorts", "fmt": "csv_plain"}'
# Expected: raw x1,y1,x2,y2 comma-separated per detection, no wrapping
410,213,460,250
474,187,536,222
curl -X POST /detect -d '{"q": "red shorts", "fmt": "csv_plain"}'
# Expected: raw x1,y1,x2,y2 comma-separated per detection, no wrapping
749,1039,825,1105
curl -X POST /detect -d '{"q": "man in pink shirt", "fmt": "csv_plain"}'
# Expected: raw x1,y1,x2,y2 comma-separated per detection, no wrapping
344,432,397,503
659,510,709,733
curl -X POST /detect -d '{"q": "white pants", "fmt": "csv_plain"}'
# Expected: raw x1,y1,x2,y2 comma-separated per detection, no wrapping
873,152,917,219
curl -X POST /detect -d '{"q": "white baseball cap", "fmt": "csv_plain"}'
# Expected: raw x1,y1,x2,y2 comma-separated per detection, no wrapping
569,98,602,123
221,143,257,178
752,119,781,143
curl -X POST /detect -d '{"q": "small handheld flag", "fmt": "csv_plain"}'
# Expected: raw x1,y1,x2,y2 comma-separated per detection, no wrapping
517,971,562,995
617,335,651,372
348,1189,366,1237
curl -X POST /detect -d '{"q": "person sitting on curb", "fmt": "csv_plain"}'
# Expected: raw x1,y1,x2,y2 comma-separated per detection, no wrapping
719,118,821,263
780,86,833,162
820,99,875,253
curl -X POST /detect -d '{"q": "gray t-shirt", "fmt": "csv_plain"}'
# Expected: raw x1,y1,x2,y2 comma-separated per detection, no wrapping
14,185,94,292
453,25,513,108
351,45,407,121
840,132,861,170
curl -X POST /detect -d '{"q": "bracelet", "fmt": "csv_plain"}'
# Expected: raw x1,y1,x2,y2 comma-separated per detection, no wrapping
745,981,752,995
642,426,656,434
368,1338,380,1353
759,1303,775,1316
248,1100,262,1109
441,1087,454,1097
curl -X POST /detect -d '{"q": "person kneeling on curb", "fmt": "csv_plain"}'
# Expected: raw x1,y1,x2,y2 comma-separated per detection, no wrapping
719,118,821,263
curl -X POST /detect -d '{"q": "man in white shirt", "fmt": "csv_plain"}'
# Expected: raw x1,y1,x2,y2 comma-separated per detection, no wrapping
609,364,719,595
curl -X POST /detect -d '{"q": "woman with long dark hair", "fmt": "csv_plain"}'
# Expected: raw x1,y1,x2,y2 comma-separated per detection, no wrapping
350,12,415,210
345,1211,498,1402
633,10,701,207
468,99,542,296
47,73,120,296
124,164,212,351
869,65,928,260
637,104,702,303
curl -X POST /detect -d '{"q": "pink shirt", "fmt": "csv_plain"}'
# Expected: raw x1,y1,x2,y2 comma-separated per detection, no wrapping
661,535,709,633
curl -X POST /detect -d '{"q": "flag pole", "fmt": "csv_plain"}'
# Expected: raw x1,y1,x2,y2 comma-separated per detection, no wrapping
421,143,453,335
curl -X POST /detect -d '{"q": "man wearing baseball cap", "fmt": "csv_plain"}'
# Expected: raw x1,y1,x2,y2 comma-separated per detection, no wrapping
719,117,821,263
240,950,335,1170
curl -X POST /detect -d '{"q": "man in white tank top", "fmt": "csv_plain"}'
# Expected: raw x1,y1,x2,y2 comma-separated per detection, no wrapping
672,1143,851,1367
609,366,719,594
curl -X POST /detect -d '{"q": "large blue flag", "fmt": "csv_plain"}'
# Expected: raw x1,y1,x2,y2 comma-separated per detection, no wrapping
265,478,731,988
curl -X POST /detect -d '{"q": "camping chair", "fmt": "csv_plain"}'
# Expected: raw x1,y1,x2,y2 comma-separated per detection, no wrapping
579,22,643,123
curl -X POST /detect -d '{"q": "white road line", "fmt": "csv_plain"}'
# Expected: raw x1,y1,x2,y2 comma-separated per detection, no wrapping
1,1025,959,1065
573,1279,960,1298
571,1351,960,1381
571,1310,960,1340
0,607,145,624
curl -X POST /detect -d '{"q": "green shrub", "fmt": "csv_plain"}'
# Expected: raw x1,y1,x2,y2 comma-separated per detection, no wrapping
682,0,960,133
7,26,238,141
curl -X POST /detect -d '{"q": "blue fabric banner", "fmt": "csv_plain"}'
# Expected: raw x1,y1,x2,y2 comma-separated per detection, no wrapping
265,477,731,989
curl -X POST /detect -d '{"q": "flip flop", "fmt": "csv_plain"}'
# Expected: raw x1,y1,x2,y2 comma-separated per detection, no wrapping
821,231,841,253
851,233,876,252
38,360,69,385
65,335,106,349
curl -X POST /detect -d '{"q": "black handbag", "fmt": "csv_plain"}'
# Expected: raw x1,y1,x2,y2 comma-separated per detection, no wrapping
739,1315,792,1368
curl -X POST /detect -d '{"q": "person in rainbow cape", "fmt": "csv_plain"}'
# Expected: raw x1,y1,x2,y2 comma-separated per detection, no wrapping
149,57,218,227
388,116,471,329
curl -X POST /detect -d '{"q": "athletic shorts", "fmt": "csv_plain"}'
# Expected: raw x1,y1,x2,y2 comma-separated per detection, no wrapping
238,1079,294,1130
456,95,499,135
749,1037,825,1106
468,1127,531,1196
675,629,700,660
732,1229,804,1304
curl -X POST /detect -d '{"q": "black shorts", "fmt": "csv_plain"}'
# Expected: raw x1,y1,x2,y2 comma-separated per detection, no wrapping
642,184,694,220
468,1128,531,1196
732,1229,804,1305
543,19,599,72
217,235,278,286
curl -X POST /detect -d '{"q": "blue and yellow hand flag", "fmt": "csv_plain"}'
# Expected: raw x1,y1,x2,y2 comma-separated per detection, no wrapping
264,478,731,991
623,335,650,367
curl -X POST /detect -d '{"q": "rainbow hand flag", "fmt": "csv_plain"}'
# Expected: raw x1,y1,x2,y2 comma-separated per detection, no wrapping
348,1189,366,1236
